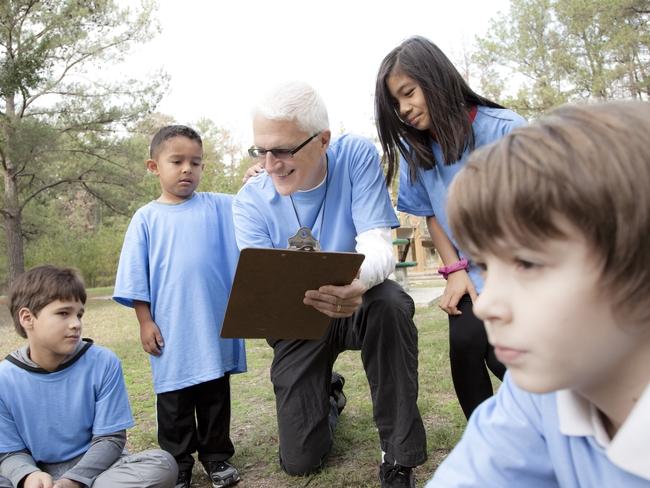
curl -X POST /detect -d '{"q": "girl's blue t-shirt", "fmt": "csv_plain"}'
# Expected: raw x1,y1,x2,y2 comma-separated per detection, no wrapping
0,344,134,463
233,134,399,251
396,106,526,292
113,192,246,394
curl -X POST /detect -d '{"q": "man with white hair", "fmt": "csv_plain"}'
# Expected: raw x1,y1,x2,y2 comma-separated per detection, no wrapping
233,81,426,488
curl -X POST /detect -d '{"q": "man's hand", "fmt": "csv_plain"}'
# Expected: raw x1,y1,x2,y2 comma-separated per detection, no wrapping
140,320,164,356
438,270,478,316
242,162,264,183
304,278,367,318
23,471,54,488
53,479,82,488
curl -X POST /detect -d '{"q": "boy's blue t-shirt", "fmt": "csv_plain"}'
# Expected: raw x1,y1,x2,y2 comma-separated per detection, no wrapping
113,192,246,394
397,106,526,292
233,134,399,251
0,344,134,463
428,373,650,487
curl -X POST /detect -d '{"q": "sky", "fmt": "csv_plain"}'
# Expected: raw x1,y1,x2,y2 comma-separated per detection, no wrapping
122,0,511,150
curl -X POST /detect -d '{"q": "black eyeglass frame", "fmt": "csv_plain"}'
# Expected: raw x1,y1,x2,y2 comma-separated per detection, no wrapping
248,132,321,159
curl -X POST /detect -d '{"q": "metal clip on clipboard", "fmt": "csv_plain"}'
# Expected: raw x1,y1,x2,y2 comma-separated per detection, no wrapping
288,226,320,251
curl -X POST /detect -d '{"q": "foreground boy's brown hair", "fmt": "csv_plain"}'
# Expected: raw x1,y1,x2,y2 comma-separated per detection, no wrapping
448,101,650,323
8,265,87,338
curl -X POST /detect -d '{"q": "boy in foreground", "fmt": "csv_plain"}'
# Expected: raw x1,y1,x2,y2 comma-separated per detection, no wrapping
428,101,650,486
0,265,177,488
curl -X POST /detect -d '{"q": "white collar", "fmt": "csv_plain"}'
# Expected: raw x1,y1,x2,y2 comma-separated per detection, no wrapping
557,382,650,480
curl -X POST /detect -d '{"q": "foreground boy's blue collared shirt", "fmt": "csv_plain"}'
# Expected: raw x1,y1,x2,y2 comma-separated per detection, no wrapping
428,373,650,487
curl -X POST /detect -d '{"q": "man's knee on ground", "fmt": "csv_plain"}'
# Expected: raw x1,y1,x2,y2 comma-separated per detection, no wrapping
280,450,325,476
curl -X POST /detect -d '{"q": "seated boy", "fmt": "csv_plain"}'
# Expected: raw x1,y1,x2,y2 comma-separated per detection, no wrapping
0,265,178,488
427,101,650,486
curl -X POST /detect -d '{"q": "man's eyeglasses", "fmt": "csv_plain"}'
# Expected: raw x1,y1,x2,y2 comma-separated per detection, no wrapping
248,132,320,160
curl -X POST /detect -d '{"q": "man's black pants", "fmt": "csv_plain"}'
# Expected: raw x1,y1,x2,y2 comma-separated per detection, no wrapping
268,279,427,475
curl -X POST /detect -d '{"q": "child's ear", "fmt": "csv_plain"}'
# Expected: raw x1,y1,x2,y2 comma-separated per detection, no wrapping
146,159,160,175
18,307,35,331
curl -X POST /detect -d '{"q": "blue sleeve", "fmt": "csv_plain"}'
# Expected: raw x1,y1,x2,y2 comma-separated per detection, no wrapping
92,353,134,436
232,187,274,250
112,211,150,308
0,395,25,454
427,374,557,487
347,137,399,232
396,156,434,216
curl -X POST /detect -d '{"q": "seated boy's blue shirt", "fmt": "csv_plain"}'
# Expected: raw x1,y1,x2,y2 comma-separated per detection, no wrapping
0,345,133,463
428,373,650,487
233,134,399,251
112,192,247,394
397,106,526,293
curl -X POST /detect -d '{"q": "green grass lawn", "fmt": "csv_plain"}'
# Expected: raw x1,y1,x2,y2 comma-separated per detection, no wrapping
0,297,469,487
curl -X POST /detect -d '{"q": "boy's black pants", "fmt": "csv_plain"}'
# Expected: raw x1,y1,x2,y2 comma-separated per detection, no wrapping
448,294,506,419
156,374,234,473
269,279,427,475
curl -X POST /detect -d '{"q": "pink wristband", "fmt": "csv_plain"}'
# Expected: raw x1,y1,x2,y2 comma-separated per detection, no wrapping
438,258,469,280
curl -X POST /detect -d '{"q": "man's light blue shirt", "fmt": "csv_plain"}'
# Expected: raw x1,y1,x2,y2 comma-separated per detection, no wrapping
233,134,399,251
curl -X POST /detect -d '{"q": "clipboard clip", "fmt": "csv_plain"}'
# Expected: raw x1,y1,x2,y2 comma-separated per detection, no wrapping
288,226,321,251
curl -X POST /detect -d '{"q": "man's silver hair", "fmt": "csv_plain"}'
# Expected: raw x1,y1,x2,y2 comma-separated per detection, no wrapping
252,81,330,134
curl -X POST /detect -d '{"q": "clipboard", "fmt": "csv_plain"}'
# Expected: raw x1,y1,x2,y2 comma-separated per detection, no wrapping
221,247,365,340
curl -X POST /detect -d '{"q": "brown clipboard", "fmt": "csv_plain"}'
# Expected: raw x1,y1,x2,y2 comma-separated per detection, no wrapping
220,247,365,340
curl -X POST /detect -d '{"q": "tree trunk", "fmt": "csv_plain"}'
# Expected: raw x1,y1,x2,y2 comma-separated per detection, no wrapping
3,169,25,285
2,94,25,285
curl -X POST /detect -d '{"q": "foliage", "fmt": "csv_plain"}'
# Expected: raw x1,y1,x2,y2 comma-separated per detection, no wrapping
195,118,253,195
0,0,167,283
473,0,650,117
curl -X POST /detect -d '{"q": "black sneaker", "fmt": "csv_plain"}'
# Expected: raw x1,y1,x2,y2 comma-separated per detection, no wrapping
175,470,192,488
379,461,415,488
203,460,240,488
330,372,347,414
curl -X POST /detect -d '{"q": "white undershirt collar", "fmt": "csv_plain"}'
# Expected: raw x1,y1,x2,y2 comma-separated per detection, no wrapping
556,381,650,479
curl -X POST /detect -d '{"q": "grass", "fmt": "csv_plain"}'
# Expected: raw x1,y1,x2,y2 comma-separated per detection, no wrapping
0,296,468,487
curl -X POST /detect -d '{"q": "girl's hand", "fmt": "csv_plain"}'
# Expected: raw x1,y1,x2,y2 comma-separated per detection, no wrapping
438,270,477,316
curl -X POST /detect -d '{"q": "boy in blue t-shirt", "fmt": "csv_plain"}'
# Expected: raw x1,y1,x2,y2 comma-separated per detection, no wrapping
0,265,177,488
113,126,246,488
428,101,650,486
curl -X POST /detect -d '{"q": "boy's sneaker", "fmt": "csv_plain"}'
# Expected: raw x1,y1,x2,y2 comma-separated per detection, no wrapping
330,372,347,414
203,460,240,488
175,470,192,488
379,461,415,488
